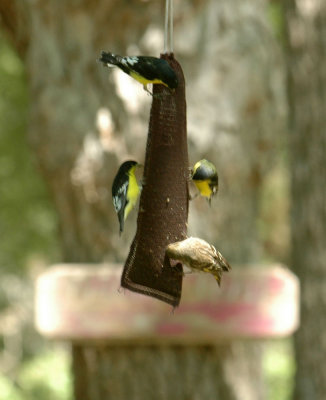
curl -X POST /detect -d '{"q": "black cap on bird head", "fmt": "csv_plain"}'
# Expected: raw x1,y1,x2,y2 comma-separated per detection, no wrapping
118,160,138,174
158,59,178,89
164,68,178,89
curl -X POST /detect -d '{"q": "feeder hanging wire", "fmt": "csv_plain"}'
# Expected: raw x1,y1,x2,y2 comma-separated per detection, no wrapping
164,0,174,53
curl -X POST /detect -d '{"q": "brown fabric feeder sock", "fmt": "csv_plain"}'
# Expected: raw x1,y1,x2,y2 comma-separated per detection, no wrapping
121,53,188,307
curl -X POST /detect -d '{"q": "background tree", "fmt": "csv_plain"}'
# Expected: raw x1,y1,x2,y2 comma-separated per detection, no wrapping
0,0,286,399
284,1,326,399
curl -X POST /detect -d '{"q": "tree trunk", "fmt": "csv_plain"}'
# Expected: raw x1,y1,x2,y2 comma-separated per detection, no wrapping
284,1,326,399
73,343,264,400
1,1,285,399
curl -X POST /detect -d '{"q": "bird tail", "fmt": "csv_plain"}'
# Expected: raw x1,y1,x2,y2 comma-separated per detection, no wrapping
118,212,124,236
216,250,232,272
99,52,122,67
210,244,231,272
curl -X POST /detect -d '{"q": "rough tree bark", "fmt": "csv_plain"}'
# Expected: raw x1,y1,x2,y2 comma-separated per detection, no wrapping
284,1,326,399
1,1,285,399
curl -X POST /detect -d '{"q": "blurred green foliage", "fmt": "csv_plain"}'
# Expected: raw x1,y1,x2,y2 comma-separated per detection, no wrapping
0,33,59,274
0,29,63,400
264,339,295,400
259,161,290,264
0,347,72,400
267,1,285,42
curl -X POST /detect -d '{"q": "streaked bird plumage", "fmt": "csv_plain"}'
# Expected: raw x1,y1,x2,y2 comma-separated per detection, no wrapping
99,52,178,93
112,160,141,235
191,159,218,205
166,237,231,286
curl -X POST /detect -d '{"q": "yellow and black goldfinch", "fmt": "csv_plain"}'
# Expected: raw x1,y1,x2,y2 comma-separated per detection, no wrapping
99,52,178,94
191,159,218,205
112,160,141,235
166,237,231,286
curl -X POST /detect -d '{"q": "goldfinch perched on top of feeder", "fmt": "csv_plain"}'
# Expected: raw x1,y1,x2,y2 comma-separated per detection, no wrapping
166,237,231,286
112,160,141,235
191,159,218,205
99,52,178,94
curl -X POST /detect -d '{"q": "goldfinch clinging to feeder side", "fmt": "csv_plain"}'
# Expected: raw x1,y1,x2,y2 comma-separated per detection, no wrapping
112,160,141,235
99,52,178,94
166,237,231,286
191,159,218,205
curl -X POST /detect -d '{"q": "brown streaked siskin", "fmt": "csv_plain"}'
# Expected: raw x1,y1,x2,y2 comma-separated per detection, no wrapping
166,237,231,286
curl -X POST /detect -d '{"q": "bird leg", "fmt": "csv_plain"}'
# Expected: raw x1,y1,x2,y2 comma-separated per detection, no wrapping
189,192,199,201
142,84,174,100
143,85,154,96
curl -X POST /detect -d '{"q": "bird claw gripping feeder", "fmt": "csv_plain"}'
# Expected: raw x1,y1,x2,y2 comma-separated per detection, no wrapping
121,1,188,307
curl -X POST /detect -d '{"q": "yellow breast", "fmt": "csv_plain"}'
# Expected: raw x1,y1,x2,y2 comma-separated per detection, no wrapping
124,168,140,220
194,181,212,198
129,71,166,87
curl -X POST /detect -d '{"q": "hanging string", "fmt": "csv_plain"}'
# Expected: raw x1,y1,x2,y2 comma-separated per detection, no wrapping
169,0,173,53
164,0,174,54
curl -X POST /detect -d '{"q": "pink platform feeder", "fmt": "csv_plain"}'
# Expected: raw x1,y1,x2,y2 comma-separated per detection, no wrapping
35,263,299,343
